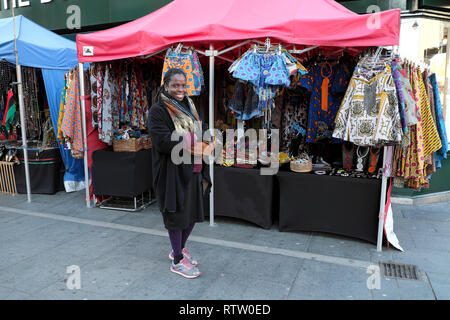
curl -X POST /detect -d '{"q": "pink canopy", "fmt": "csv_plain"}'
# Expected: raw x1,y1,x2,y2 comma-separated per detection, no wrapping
77,0,400,62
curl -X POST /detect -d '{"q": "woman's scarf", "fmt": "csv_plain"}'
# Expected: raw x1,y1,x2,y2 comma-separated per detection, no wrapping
160,92,201,134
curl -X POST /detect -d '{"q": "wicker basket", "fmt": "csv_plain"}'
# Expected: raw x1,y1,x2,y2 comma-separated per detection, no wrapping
113,138,143,152
140,137,152,149
290,158,312,173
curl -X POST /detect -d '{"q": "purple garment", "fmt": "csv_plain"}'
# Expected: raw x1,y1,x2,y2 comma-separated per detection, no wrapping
384,146,394,177
168,223,196,263
183,132,202,173
168,229,183,260
391,62,408,133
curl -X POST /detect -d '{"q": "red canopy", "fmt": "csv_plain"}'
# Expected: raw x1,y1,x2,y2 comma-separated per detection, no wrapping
77,0,401,63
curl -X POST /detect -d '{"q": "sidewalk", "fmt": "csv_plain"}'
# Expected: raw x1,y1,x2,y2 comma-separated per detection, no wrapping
0,190,449,300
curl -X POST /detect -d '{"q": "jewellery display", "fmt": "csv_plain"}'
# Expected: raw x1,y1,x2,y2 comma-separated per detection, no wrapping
342,142,355,170
355,146,369,172
367,147,381,173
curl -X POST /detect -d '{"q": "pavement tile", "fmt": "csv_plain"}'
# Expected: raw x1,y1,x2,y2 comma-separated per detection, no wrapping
246,229,311,252
32,282,116,300
241,279,291,300
426,272,450,300
368,248,395,264
288,260,373,300
0,233,70,271
407,232,450,254
396,279,436,300
198,273,249,300
392,250,450,276
0,210,24,224
47,229,141,264
70,254,158,298
307,233,372,261
119,260,219,300
0,285,34,300
0,214,59,241
371,277,401,300
220,249,303,287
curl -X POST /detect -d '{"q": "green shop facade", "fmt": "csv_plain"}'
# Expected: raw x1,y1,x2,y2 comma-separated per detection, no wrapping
1,0,449,202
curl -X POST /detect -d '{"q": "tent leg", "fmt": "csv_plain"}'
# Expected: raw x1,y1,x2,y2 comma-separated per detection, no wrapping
209,44,216,227
16,64,32,202
377,146,388,252
79,63,91,208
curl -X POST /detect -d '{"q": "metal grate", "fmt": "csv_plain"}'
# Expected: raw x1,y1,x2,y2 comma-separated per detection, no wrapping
379,262,420,280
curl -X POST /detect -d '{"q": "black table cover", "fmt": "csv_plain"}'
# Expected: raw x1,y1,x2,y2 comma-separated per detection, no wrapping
277,171,382,244
213,166,274,229
92,148,153,197
13,147,64,195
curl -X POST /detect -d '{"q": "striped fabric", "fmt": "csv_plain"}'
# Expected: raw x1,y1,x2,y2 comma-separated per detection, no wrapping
416,69,441,158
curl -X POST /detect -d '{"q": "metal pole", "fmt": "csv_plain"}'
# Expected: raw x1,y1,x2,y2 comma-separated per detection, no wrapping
78,63,91,208
209,44,215,227
11,3,31,202
377,146,388,252
444,28,449,120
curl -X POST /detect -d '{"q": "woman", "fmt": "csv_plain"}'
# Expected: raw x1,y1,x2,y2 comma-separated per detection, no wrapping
147,68,212,279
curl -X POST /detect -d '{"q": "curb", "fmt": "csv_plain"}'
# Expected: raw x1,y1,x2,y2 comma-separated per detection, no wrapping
392,191,450,205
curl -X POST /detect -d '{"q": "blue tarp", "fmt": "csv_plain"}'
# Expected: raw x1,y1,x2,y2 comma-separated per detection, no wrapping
0,15,85,192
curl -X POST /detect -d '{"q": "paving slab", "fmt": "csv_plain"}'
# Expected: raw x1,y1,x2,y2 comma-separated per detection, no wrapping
371,277,401,300
288,260,373,300
426,272,450,300
307,233,372,262
396,278,436,300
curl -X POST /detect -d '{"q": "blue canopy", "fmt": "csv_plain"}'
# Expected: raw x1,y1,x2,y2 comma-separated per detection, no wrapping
0,15,78,69
0,15,85,192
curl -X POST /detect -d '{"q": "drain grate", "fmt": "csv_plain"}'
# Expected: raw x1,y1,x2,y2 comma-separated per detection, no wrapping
379,262,420,280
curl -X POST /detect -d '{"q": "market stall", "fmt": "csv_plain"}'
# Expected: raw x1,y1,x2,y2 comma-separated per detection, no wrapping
75,0,442,251
0,15,85,197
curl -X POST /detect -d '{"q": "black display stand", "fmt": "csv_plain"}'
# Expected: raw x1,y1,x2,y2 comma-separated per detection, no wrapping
13,147,64,195
92,148,155,211
213,166,274,229
276,171,382,244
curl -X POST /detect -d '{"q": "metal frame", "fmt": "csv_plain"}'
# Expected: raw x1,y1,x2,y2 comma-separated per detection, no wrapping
95,191,156,212
79,63,91,208
11,1,31,202
79,38,391,250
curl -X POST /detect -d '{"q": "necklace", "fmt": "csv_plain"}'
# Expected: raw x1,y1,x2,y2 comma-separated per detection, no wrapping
356,146,369,172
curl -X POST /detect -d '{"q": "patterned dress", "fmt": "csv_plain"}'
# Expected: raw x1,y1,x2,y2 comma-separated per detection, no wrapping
61,68,84,159
333,65,402,146
298,63,349,143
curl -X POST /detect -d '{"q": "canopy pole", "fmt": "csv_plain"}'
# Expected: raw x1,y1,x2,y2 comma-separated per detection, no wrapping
78,63,91,208
15,64,31,202
208,44,216,227
12,2,31,202
376,146,388,252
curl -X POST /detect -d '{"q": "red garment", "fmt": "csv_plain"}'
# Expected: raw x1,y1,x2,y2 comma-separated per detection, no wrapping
84,94,108,201
2,90,14,126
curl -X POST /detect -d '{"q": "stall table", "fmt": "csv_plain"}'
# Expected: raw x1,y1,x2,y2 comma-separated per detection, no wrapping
92,148,154,211
213,166,274,229
12,147,64,195
276,171,382,244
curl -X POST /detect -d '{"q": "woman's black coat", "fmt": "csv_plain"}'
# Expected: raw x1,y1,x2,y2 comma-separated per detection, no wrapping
147,100,211,213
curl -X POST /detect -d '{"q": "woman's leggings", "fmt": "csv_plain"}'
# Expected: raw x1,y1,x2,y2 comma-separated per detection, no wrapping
168,223,195,264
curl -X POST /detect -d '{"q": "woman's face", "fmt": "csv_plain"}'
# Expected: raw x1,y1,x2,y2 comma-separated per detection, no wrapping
165,74,187,102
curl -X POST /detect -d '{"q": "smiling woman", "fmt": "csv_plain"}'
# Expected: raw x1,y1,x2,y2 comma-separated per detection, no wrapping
147,67,213,279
